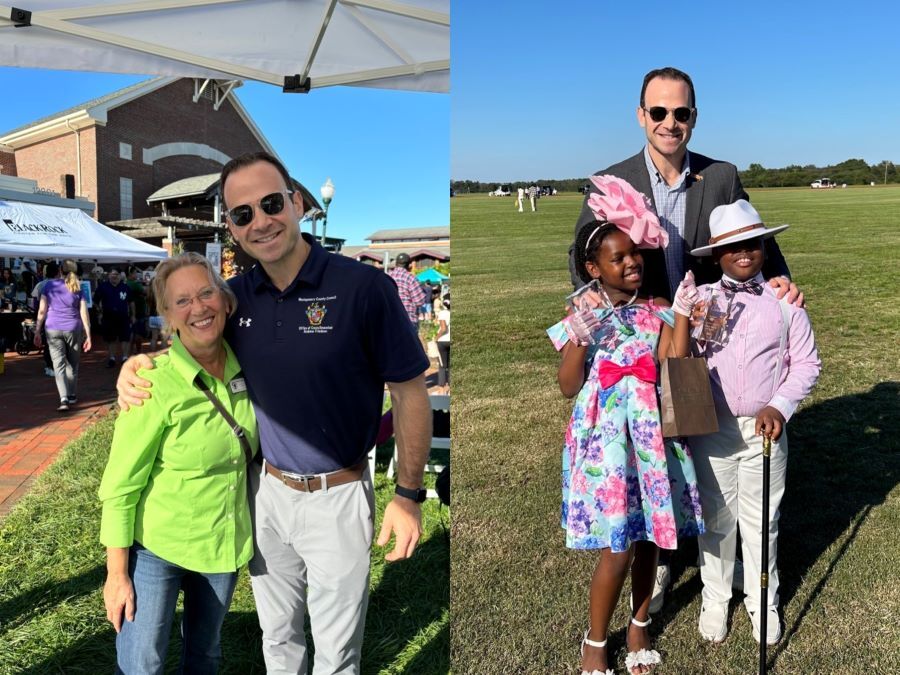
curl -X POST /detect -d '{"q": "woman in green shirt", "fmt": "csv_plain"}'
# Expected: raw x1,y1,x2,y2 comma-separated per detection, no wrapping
99,252,258,673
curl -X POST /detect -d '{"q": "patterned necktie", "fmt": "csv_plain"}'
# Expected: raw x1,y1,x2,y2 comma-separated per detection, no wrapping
720,279,763,295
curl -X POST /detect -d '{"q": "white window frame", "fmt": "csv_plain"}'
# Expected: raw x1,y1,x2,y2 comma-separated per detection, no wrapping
119,142,132,160
120,177,133,220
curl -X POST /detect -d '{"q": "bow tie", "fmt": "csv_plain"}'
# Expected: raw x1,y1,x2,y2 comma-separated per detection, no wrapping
598,354,657,390
721,279,763,295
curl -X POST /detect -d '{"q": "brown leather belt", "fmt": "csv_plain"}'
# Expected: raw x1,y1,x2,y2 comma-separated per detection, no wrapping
265,460,366,493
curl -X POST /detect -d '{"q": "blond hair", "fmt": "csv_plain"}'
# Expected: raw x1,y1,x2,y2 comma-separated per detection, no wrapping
151,253,238,332
62,259,81,293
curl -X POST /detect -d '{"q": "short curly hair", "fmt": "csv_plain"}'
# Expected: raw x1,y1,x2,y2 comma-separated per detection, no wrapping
573,220,618,284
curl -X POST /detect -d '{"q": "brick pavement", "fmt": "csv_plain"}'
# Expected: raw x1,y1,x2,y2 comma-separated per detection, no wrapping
0,340,124,519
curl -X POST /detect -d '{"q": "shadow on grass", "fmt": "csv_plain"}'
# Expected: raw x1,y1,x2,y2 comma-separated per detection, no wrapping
0,564,105,635
648,381,900,664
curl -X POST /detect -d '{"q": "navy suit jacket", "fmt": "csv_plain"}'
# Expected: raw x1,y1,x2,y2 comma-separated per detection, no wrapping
569,149,790,298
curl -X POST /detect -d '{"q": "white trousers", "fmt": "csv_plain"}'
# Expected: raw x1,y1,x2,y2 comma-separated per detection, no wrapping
690,413,787,610
529,196,536,211
248,461,375,674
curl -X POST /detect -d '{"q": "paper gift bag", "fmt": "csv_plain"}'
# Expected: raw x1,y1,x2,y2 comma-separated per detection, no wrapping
660,357,719,437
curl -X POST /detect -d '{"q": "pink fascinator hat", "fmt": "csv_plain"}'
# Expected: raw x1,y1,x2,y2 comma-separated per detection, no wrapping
587,175,668,249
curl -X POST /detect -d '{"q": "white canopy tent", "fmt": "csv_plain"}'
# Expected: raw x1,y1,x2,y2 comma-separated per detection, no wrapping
0,0,449,93
0,199,168,262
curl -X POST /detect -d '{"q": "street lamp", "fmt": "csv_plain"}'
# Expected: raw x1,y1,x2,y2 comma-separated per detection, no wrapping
320,178,335,247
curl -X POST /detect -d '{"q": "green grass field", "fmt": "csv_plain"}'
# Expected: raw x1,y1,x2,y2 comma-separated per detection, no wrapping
0,415,449,674
450,188,900,674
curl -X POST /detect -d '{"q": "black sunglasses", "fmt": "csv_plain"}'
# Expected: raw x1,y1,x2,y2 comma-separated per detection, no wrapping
642,106,694,123
226,190,293,227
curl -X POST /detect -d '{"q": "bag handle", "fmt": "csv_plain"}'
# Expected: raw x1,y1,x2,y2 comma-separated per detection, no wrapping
194,373,254,464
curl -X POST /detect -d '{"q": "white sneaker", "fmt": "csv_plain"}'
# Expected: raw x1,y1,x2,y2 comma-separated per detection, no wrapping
629,563,670,614
698,600,729,643
748,605,782,645
44,367,54,377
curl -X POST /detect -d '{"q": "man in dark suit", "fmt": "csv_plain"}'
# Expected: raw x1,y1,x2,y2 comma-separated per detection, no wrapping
569,67,797,302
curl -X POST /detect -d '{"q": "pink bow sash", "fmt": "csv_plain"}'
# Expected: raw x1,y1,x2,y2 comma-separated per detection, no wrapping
598,354,657,389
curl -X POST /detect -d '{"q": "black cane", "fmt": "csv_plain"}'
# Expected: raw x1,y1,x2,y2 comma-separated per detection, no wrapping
758,434,772,675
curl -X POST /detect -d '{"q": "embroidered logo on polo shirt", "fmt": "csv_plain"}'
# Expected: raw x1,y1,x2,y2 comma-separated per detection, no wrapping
298,295,336,334
306,302,327,326
238,317,252,327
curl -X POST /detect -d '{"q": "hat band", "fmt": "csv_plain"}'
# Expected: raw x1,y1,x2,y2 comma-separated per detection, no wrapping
708,224,762,245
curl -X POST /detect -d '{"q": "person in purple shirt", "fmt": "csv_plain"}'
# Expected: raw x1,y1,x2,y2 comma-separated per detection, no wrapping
34,260,93,411
671,199,821,647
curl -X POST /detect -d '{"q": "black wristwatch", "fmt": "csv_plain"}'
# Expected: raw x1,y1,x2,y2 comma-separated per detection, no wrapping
395,484,427,503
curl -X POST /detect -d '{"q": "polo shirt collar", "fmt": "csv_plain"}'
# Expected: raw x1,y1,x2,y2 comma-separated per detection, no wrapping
644,145,692,186
167,333,241,385
248,233,329,294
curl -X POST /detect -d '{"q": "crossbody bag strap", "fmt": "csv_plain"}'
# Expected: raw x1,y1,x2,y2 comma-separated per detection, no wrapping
194,373,253,464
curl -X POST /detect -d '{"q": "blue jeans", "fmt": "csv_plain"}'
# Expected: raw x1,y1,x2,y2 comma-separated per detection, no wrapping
115,544,237,674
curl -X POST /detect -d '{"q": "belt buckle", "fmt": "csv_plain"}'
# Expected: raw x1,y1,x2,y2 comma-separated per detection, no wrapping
280,470,311,491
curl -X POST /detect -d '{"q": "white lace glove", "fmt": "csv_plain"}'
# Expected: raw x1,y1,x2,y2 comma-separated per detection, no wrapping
672,270,699,317
563,308,600,346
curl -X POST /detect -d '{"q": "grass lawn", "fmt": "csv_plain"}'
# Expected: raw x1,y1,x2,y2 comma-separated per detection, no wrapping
450,188,900,674
0,413,449,674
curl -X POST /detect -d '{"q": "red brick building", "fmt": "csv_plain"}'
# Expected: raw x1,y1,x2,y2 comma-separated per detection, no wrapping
0,77,312,251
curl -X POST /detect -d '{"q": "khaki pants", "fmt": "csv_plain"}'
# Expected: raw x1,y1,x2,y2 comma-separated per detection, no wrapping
249,460,375,674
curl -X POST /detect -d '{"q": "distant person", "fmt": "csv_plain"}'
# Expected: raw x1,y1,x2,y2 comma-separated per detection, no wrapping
34,260,92,412
420,280,434,322
528,184,539,212
388,253,427,325
99,253,257,673
569,66,804,614
516,186,525,212
673,200,821,645
146,283,167,352
96,268,133,367
20,260,39,299
31,265,57,377
126,267,148,355
435,293,450,393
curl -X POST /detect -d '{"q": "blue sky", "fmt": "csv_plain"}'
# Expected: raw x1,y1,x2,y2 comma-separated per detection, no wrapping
0,67,448,246
452,0,900,182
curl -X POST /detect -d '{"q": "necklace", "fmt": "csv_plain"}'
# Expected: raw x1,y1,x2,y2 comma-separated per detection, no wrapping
599,285,638,335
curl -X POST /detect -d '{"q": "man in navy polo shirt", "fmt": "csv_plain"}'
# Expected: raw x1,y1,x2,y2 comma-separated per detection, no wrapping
118,152,432,673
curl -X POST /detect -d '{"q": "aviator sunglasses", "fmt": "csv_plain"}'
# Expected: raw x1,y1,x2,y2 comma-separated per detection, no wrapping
642,106,694,123
226,190,293,227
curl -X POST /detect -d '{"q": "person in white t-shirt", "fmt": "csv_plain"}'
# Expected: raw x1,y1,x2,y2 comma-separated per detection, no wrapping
435,294,450,392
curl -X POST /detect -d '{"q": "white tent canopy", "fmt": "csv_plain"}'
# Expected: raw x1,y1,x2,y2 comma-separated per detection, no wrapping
0,199,168,262
0,0,449,93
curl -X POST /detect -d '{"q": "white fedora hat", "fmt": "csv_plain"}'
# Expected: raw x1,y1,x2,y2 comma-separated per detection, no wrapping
691,199,789,256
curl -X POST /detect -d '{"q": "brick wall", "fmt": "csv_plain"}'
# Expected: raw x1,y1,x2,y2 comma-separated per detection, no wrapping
10,78,268,222
96,79,267,222
0,150,16,175
12,127,98,210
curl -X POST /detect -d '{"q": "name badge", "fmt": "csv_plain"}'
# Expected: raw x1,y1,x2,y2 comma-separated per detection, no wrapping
229,378,247,394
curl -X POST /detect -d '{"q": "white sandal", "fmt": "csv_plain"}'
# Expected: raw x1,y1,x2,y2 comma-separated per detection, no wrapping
624,616,661,674
581,629,616,675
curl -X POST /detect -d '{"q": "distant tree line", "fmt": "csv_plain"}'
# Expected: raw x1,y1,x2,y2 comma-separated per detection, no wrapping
739,159,896,187
452,159,897,193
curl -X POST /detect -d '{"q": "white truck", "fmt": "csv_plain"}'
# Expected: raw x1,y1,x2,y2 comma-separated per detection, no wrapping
810,178,834,188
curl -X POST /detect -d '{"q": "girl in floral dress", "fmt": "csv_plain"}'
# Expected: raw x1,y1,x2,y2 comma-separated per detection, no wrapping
547,176,704,675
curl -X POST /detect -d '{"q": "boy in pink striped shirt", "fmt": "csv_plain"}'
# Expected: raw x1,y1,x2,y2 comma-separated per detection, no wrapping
671,199,821,646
